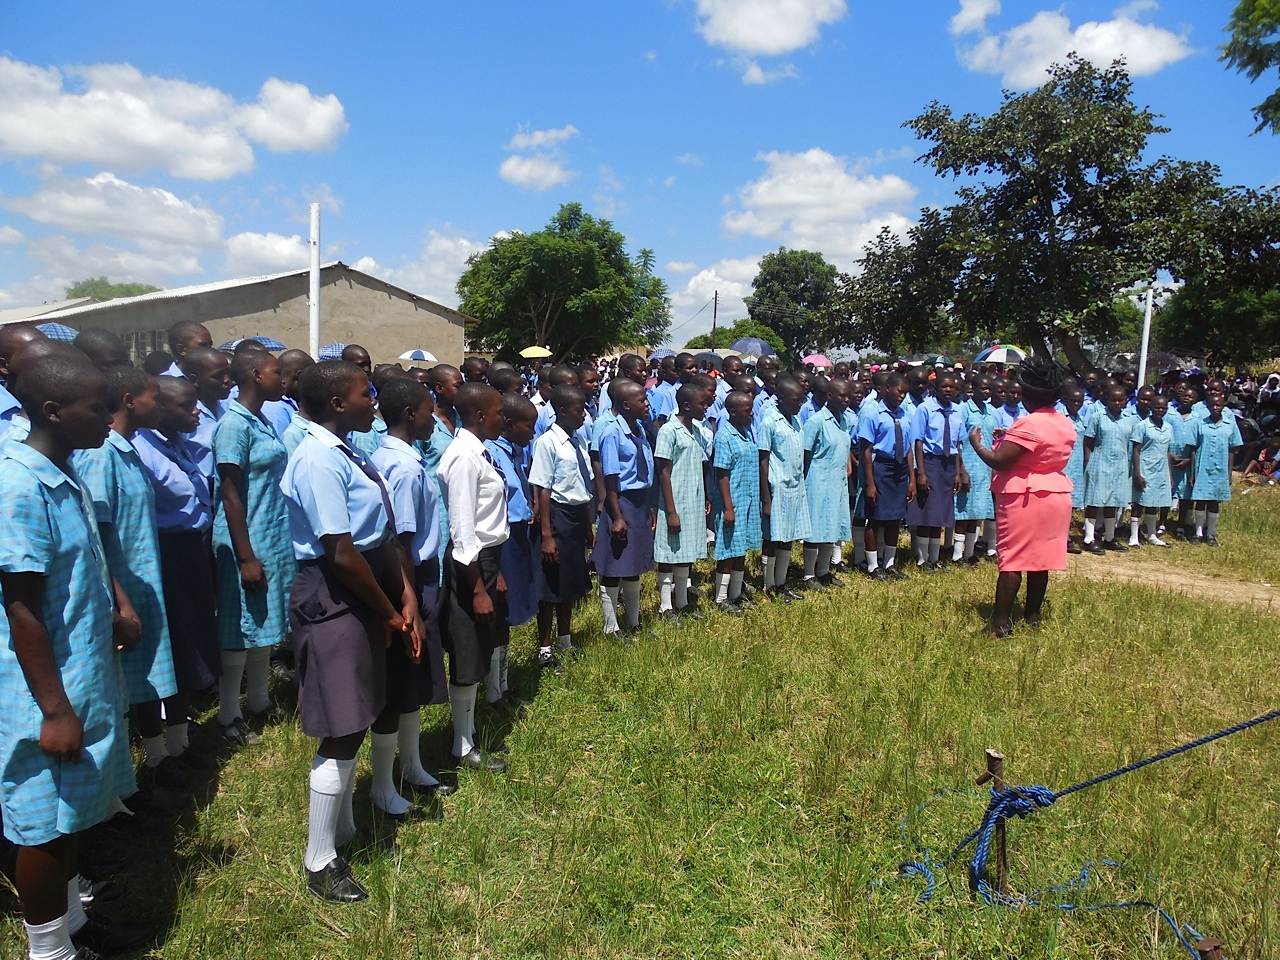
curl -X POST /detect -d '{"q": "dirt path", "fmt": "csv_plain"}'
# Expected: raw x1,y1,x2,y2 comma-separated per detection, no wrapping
1066,553,1280,614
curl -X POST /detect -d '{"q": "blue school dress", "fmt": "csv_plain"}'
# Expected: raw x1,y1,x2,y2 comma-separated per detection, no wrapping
1191,416,1243,502
1083,410,1132,508
212,401,295,650
418,412,457,571
802,406,852,542
712,423,762,559
654,418,707,564
757,407,812,543
1064,411,1087,508
956,398,997,521
0,443,135,845
1170,414,1196,500
1133,418,1175,508
75,431,178,704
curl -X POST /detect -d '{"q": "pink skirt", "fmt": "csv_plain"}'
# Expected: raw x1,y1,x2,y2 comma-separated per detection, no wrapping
995,490,1071,573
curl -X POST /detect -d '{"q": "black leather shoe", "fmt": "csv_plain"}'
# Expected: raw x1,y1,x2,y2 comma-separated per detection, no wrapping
71,918,154,954
764,587,791,604
1084,541,1106,555
780,586,805,601
1102,539,1129,552
455,747,507,774
716,600,744,617
149,755,190,790
1066,540,1082,554
307,856,368,903
74,947,106,960
78,874,120,906
819,573,845,588
887,565,908,581
679,605,704,621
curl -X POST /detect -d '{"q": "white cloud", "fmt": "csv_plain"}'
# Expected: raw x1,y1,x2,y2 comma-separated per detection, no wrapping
741,60,800,85
667,255,762,344
234,78,347,152
506,124,579,151
29,233,201,280
954,2,1194,89
722,148,918,266
7,172,224,247
499,153,576,191
0,226,24,244
224,231,309,276
0,56,347,180
663,175,678,187
694,0,847,56
677,153,702,166
665,260,698,274
950,0,1000,35
355,227,490,308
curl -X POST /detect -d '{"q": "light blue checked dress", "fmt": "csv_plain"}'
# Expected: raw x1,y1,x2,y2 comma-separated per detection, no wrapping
1170,413,1197,500
1132,418,1175,508
212,401,295,650
75,431,177,704
1190,416,1243,502
712,423,762,559
955,398,997,521
802,406,852,542
417,412,457,575
0,442,135,844
1083,409,1133,508
757,408,812,543
1064,411,1088,508
654,418,707,564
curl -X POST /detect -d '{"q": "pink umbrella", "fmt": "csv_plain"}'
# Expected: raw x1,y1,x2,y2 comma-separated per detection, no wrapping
802,353,833,368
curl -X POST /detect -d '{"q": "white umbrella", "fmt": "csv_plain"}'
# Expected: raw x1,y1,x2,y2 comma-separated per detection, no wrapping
399,348,438,362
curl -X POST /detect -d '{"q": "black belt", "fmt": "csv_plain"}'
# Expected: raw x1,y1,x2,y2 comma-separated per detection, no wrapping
873,454,906,465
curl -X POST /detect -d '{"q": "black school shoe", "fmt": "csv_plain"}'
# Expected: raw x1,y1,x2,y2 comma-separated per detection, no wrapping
71,918,154,955
455,747,507,773
307,856,368,903
1102,539,1129,552
1066,540,1083,554
1084,541,1106,556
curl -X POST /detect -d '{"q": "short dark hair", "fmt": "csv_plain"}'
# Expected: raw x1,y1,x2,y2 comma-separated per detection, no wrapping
547,365,579,388
167,321,208,353
228,350,274,386
299,360,365,418
488,367,523,393
618,353,645,377
142,350,175,376
550,383,585,415
340,343,370,362
428,364,461,391
455,381,500,422
12,354,104,416
181,345,227,377
502,392,537,422
156,373,196,401
103,364,155,413
377,375,430,427
73,328,130,368
233,338,270,356
676,383,702,409
1017,356,1071,412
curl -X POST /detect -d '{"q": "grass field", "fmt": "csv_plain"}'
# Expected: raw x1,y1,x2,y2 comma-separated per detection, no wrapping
3,488,1279,959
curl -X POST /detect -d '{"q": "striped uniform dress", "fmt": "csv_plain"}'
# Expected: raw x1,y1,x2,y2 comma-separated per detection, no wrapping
802,406,852,542
1083,409,1133,508
955,398,997,521
757,408,812,543
654,418,707,564
711,423,762,559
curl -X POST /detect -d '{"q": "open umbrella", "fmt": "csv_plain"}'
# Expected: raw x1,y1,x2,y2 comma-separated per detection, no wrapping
974,344,1026,364
218,336,286,352
729,337,776,356
520,345,553,359
36,322,78,343
925,354,952,367
693,351,722,371
318,342,348,360
649,347,676,360
802,353,833,368
399,348,438,362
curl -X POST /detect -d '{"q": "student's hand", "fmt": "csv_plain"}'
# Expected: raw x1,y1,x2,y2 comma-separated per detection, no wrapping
585,525,595,550
1174,457,1190,467
495,572,508,603
907,479,917,503
723,506,735,526
705,500,711,516
761,497,772,517
667,512,681,535
541,535,560,564
472,585,495,623
382,614,409,649
1134,474,1146,491
955,473,967,495
865,483,878,507
39,704,84,762
611,516,629,540
112,609,142,652
917,470,931,495
405,614,425,663
969,426,983,448
240,558,267,593
992,428,1006,441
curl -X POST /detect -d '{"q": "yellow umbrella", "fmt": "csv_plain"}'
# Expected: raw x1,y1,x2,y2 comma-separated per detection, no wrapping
520,345,553,359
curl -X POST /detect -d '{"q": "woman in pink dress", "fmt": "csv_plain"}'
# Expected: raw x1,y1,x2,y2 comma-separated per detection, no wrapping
967,357,1076,637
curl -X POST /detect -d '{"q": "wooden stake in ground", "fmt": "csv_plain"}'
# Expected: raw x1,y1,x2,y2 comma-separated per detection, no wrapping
974,748,1008,897
1196,937,1224,960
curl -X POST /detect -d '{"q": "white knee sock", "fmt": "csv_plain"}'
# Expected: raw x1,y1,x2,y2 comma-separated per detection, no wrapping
166,721,189,757
1206,509,1219,538
802,545,818,579
622,579,641,628
927,538,942,564
673,565,690,609
983,520,998,555
25,913,75,960
658,569,675,612
1103,515,1117,541
599,582,619,634
218,649,247,726
604,584,621,635
1129,515,1141,544
143,734,167,769
762,554,775,588
850,526,866,565
865,543,879,572
450,683,477,758
774,554,790,587
1083,517,1096,543
882,545,897,569
951,534,966,562
397,711,438,787
245,646,271,714
833,542,844,566
485,650,503,704
64,877,87,935
816,544,833,578
304,756,347,872
715,572,731,602
370,731,411,816
728,569,744,600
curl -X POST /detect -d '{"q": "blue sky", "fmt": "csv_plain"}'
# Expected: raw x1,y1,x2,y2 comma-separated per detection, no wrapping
0,1,1273,344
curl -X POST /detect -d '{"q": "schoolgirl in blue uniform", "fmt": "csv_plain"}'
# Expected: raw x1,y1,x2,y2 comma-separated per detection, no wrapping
858,372,915,579
711,390,762,614
906,372,968,570
1130,394,1176,547
1081,385,1133,553
757,375,810,601
954,375,997,565
1061,383,1088,553
1189,392,1243,545
801,378,852,588
282,360,423,902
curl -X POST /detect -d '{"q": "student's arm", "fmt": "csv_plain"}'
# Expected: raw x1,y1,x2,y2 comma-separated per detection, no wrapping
535,485,558,563
381,537,423,662
758,450,772,516
218,464,266,592
1,572,84,759
590,449,607,512
914,438,929,493
716,466,735,526
604,474,627,539
860,441,877,508
110,573,142,652
906,445,918,503
1131,438,1146,491
955,434,969,493
656,458,679,534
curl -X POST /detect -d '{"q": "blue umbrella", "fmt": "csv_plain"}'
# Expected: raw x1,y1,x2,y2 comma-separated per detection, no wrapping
318,342,347,360
729,337,776,356
218,336,286,352
37,321,78,343
649,347,676,360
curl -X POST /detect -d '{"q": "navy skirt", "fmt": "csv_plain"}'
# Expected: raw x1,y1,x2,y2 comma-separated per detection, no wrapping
593,489,656,579
535,501,593,604
290,548,388,740
443,544,506,687
905,454,957,528
158,529,222,693
384,559,448,712
501,523,539,627
868,458,910,522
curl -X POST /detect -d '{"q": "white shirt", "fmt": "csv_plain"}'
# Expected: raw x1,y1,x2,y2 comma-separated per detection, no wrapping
437,428,509,565
529,423,594,505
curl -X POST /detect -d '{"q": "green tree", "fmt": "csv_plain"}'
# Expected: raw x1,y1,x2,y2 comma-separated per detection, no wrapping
684,317,784,355
746,247,838,360
457,203,670,359
1157,287,1280,367
1222,0,1280,134
65,276,161,300
829,57,1217,372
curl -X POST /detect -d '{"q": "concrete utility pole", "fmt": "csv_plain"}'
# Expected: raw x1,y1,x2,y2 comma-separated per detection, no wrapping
309,203,321,358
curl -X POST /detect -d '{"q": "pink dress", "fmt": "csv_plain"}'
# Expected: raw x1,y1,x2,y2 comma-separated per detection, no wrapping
991,410,1077,572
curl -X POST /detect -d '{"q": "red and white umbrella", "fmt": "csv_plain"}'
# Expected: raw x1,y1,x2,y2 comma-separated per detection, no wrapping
802,353,833,368
974,344,1026,364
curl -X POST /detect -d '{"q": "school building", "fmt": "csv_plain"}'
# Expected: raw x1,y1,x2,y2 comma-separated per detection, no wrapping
0,262,474,365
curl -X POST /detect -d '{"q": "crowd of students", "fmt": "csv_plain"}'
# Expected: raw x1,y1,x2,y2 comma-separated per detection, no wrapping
0,320,1248,959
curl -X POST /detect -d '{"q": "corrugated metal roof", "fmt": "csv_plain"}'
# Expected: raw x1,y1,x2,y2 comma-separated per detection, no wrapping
0,297,98,325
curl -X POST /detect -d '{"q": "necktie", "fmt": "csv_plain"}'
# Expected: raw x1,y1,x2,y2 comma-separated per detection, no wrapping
341,445,397,531
894,413,904,462
942,406,951,455
572,436,592,494
634,428,650,483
